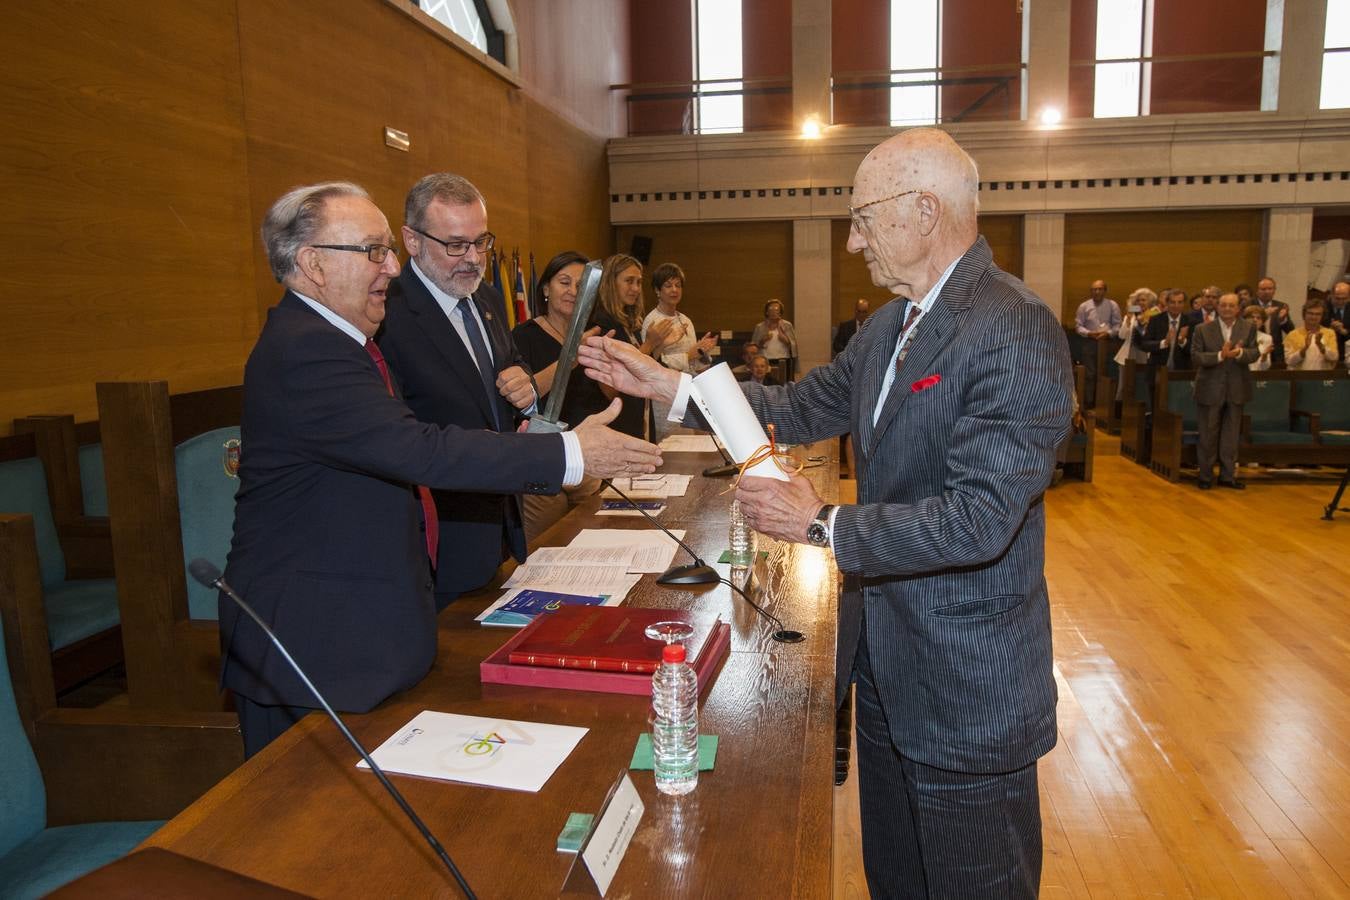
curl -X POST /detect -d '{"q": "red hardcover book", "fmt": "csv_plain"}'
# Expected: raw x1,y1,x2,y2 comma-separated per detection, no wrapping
480,622,731,697
506,605,719,674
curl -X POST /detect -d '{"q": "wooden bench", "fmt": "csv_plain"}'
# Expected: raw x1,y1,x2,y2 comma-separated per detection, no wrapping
1150,369,1350,482
1119,361,1154,465
96,382,242,712
0,423,120,693
1056,365,1095,482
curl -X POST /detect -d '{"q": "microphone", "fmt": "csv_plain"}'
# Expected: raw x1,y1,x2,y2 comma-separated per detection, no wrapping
598,482,805,644
601,479,718,585
189,559,477,900
701,438,738,478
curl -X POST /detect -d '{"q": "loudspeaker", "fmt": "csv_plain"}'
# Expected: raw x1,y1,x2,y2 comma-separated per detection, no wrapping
629,235,653,267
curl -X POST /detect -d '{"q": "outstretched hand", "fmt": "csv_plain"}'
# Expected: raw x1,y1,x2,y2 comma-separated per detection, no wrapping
572,397,664,479
578,335,682,403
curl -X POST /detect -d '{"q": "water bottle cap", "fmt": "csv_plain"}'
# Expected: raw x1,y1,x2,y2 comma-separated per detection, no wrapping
661,643,687,663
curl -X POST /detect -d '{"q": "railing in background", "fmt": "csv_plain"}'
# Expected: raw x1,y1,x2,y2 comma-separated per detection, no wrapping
610,76,792,137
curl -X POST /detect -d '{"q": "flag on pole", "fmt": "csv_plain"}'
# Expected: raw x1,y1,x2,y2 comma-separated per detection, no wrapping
513,250,528,325
497,250,516,330
527,253,538,320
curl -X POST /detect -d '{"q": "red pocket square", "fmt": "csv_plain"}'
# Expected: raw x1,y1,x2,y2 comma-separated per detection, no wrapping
911,374,942,393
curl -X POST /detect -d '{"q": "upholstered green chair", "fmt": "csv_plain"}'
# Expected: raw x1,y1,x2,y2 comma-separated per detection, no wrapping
1244,379,1309,445
1294,378,1350,445
0,615,162,899
0,458,118,652
175,426,241,621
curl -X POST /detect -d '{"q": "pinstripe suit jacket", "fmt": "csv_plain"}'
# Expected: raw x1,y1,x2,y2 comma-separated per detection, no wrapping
742,237,1073,774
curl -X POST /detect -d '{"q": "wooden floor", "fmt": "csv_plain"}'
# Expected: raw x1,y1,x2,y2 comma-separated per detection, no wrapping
832,437,1350,898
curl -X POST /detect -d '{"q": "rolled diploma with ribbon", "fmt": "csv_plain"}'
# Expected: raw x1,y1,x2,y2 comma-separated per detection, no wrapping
687,363,788,481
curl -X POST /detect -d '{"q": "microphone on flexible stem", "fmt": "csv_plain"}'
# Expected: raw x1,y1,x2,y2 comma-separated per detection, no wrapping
599,481,805,644
188,559,476,900
701,439,739,478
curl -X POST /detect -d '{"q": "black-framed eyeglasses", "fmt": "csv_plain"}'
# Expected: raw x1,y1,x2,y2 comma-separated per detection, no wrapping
848,189,921,232
310,243,398,263
410,227,495,258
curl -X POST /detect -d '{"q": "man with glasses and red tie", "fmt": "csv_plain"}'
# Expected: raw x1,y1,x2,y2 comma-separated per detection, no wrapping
221,182,660,757
377,174,536,611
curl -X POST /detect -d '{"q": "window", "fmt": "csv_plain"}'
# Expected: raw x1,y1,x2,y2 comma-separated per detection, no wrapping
417,0,488,55
1323,0,1350,109
1094,0,1150,118
695,0,743,134
890,0,941,126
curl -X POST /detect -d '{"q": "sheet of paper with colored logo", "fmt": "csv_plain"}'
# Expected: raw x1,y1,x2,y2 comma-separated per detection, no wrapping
358,710,588,793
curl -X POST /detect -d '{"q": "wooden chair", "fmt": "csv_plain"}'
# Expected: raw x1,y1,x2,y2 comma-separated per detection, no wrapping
0,425,120,693
0,512,240,836
1149,368,1198,482
1057,365,1095,482
95,382,242,711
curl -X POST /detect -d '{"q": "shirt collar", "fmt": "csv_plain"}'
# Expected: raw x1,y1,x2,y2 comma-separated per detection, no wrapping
293,291,367,346
907,254,962,318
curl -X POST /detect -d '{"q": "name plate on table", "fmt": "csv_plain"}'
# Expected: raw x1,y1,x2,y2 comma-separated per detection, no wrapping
562,771,645,897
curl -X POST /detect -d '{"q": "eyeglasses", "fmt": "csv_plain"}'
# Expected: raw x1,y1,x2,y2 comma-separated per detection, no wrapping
848,189,921,232
310,243,398,263
410,227,495,258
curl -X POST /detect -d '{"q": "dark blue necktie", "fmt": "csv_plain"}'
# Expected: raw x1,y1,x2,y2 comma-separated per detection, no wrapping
456,297,501,430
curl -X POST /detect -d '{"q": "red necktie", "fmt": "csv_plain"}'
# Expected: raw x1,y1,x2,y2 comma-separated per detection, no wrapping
894,304,923,373
364,340,440,567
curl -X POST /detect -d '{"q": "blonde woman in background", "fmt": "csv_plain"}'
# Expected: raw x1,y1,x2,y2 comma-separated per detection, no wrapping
1114,288,1157,399
592,254,670,438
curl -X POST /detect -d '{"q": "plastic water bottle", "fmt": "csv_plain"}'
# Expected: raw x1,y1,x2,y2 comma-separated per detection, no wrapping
728,499,756,567
651,643,699,796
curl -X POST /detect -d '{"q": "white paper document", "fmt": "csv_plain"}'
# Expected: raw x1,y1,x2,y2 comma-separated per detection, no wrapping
358,710,587,792
524,546,639,567
657,434,719,453
688,363,788,481
568,528,685,574
600,474,692,499
502,563,641,597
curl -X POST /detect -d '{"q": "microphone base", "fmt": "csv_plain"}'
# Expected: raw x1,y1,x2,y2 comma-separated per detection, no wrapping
701,463,738,478
657,562,720,585
772,629,806,644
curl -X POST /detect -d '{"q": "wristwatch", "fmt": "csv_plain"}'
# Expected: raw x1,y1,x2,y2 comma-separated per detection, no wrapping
806,504,834,547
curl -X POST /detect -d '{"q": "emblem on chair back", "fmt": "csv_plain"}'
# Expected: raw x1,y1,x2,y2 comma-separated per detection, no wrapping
223,439,241,478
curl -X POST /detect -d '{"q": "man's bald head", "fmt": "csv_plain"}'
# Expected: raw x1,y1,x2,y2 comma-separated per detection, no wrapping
846,128,981,298
853,128,979,239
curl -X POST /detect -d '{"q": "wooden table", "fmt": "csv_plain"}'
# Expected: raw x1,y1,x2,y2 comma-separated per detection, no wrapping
142,444,840,898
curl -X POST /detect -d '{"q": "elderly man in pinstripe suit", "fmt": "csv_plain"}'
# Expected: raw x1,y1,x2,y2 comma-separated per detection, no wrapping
580,128,1074,898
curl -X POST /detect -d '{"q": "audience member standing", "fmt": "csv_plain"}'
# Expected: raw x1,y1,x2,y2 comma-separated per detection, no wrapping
1242,306,1274,371
832,298,871,357
1254,277,1293,367
1324,280,1349,361
512,251,607,541
592,254,664,438
752,298,799,380
1140,289,1192,373
1113,288,1155,399
1284,300,1340,370
1192,293,1259,490
1074,279,1121,407
642,262,717,435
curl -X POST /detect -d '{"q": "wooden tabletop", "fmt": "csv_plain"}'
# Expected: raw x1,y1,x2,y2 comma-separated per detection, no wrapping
142,443,839,899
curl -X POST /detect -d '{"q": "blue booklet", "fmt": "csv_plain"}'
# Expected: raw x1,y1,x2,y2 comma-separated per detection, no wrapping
481,589,608,628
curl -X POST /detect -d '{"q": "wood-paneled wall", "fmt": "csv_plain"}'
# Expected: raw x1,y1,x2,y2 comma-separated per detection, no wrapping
612,222,794,333
1062,209,1264,317
0,0,617,434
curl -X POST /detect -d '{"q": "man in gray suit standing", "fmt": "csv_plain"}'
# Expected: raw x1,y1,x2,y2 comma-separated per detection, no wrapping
1192,292,1259,490
579,128,1073,898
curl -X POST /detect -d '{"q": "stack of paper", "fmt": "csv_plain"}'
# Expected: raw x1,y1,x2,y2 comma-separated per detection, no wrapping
567,528,684,574
657,434,720,453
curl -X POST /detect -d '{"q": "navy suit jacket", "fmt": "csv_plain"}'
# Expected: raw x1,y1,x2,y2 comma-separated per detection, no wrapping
1139,310,1192,369
377,267,526,598
222,292,563,711
740,237,1072,774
